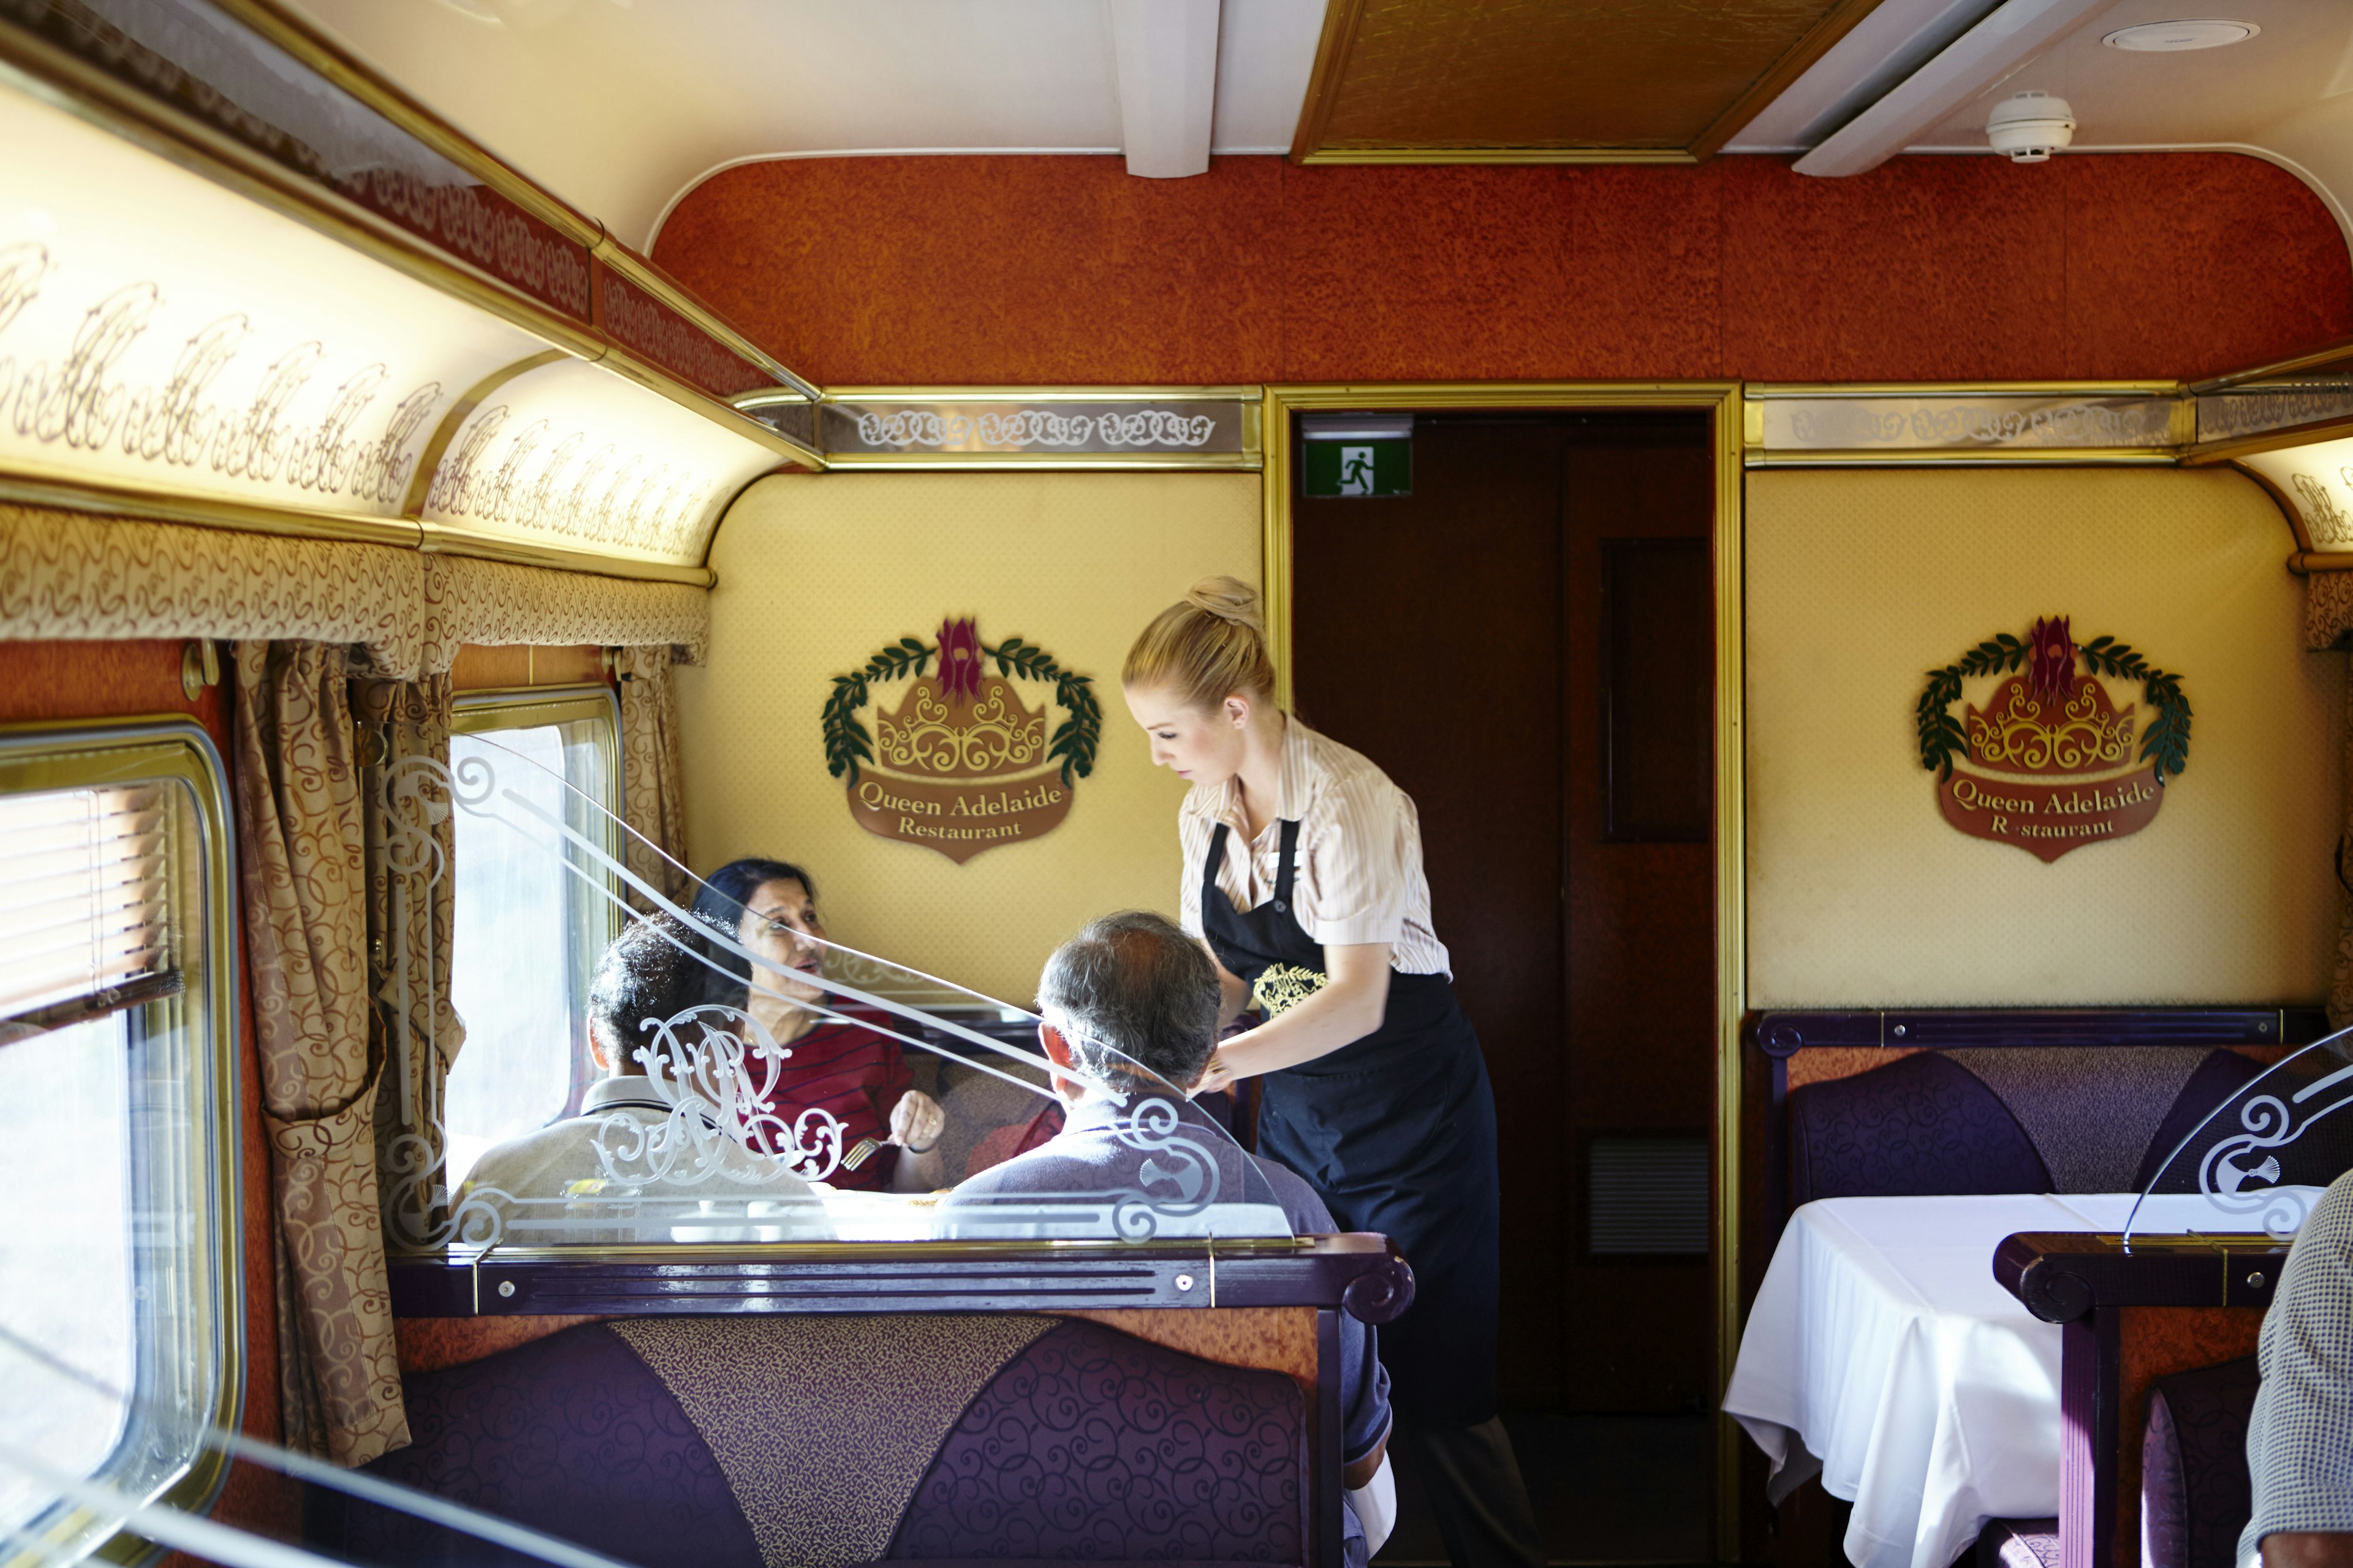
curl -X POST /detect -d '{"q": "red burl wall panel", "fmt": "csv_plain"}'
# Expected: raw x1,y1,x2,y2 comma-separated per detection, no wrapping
653,152,2350,386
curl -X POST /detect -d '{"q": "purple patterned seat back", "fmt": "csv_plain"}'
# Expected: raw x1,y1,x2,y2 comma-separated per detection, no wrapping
1790,1052,2051,1206
888,1318,1306,1563
2142,1356,2260,1568
2134,1051,2268,1191
1792,1048,2287,1206
323,1322,762,1568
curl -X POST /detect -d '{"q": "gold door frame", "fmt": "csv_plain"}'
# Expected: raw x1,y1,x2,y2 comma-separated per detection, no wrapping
1261,382,1746,1560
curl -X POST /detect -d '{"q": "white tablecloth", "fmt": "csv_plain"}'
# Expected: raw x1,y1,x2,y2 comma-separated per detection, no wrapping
1722,1192,2284,1568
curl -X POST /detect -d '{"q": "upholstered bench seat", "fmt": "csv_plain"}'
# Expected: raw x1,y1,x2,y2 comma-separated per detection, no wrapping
313,1315,1309,1567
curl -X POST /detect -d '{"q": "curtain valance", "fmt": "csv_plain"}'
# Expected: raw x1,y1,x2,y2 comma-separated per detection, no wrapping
0,506,711,676
2308,574,2353,650
0,504,426,674
419,554,708,673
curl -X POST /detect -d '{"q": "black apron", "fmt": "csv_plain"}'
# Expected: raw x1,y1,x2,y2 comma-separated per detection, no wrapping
1200,817,1502,1427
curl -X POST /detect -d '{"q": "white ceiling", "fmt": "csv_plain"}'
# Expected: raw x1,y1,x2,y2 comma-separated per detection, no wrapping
288,0,2353,264
285,0,1327,250
1731,0,2353,243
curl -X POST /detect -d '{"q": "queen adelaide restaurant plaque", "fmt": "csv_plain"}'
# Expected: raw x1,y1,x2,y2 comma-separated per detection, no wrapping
1916,616,2191,863
820,618,1101,863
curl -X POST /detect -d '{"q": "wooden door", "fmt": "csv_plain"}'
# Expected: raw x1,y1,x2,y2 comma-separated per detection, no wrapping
1292,412,1715,1412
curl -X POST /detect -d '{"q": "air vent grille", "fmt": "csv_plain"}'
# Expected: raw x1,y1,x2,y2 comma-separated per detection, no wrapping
1588,1137,1710,1256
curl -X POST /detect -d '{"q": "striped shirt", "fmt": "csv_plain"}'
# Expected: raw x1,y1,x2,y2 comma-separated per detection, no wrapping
1177,718,1452,977
2239,1168,2353,1567
752,1015,914,1192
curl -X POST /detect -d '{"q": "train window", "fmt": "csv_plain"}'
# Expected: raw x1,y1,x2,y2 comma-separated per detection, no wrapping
444,689,623,1187
0,723,239,1561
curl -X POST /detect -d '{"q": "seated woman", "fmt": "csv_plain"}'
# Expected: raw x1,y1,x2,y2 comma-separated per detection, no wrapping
691,858,947,1192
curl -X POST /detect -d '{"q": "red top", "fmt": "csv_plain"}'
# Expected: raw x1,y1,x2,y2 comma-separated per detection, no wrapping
753,1016,913,1192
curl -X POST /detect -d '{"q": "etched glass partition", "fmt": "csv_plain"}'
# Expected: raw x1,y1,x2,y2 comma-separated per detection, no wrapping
2124,1027,2353,1243
383,737,1290,1251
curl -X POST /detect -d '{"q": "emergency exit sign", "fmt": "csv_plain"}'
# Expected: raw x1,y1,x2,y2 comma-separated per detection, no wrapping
1302,437,1411,498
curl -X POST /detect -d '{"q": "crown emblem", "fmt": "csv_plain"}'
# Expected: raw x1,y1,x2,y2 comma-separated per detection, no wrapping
822,617,1101,863
1917,616,2189,863
1963,618,2136,775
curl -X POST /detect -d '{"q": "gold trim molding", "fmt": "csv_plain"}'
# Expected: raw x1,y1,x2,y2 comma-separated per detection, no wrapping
795,387,1265,471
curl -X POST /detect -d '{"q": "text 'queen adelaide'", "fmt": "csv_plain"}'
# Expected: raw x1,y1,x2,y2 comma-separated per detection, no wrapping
1917,616,2191,863
822,616,1102,863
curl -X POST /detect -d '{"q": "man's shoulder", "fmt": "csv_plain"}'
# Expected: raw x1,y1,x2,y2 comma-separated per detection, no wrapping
941,1133,1100,1201
459,1115,613,1198
2298,1167,2353,1265
1247,1153,1335,1233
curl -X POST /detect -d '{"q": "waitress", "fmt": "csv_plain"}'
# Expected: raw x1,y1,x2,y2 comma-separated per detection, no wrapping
1123,577,1545,1568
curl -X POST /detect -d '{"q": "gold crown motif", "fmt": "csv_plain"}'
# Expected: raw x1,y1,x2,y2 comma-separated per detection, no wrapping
1965,673,2135,775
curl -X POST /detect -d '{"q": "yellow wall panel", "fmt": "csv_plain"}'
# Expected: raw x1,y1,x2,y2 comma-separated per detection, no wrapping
678,471,1261,1005
1746,467,2343,1008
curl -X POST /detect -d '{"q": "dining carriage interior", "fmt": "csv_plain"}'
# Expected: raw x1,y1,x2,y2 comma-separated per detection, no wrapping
7,2,2353,1567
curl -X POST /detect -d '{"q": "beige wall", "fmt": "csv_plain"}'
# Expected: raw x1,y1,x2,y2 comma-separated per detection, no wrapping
1746,467,2344,1007
678,469,1260,1004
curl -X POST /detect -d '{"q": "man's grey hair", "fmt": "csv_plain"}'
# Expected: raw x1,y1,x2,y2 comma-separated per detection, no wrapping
1037,911,1220,1086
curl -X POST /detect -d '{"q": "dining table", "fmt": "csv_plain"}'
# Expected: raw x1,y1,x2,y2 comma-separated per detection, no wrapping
1722,1191,2286,1568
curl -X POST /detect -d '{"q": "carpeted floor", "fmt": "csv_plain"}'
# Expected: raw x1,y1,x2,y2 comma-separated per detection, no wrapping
1373,1413,1713,1566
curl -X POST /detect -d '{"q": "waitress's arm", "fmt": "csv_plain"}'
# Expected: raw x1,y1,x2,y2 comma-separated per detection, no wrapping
1195,944,1391,1093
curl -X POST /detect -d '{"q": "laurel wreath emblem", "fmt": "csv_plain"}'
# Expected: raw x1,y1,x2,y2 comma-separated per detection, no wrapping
1915,630,2189,784
821,631,1102,789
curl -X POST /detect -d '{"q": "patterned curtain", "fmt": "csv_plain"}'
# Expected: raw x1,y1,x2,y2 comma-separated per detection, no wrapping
355,674,467,1254
229,642,409,1466
619,645,694,909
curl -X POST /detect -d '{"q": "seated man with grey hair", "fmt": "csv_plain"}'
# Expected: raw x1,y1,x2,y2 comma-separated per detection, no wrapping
458,912,833,1245
939,911,1395,1561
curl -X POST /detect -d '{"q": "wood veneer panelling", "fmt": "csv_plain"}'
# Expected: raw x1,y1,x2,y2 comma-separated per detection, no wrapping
0,638,224,732
396,1314,612,1374
653,153,2349,385
449,643,609,691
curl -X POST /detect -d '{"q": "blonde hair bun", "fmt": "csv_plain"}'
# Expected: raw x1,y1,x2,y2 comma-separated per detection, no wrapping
1125,575,1277,708
1180,576,1264,637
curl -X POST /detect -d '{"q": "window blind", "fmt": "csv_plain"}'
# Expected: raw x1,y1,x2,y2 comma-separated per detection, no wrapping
0,783,173,1031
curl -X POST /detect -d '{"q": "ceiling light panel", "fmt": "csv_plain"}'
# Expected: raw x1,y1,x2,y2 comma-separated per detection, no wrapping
417,355,778,566
0,78,540,520
2240,434,2353,552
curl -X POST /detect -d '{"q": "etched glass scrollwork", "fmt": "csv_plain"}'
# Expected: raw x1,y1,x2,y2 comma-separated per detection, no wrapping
2124,1028,2353,1243
379,735,1290,1252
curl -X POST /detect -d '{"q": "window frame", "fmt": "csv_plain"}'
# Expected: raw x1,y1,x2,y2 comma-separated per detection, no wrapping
447,685,625,1135
0,716,242,1564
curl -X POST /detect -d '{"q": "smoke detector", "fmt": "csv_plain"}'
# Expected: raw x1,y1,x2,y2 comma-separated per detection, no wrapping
2102,20,2258,51
1987,91,2075,163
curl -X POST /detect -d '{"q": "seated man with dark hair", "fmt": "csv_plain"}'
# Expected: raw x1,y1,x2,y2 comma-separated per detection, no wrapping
2241,1166,2353,1568
940,910,1395,1561
458,912,832,1244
